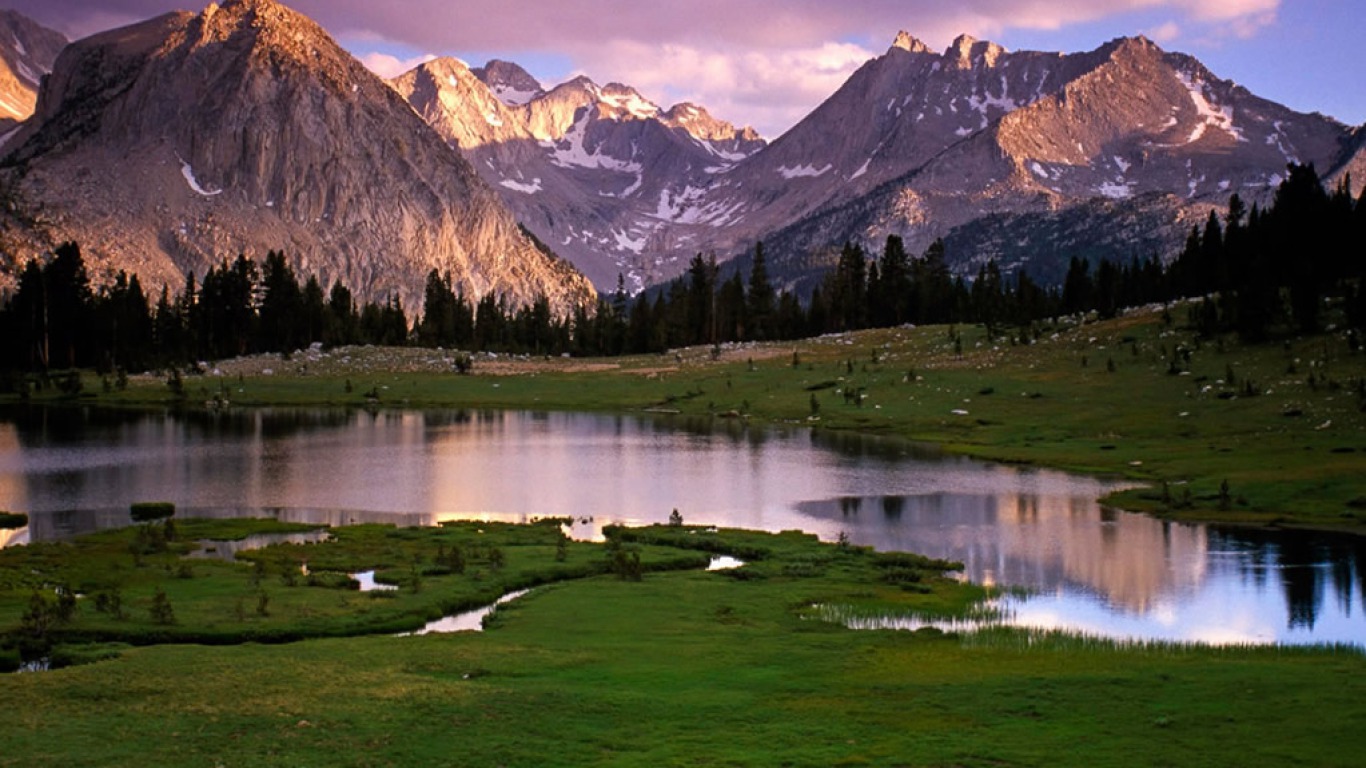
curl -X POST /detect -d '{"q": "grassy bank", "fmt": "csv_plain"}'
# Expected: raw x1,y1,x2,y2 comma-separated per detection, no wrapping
26,304,1366,529
2,522,1362,766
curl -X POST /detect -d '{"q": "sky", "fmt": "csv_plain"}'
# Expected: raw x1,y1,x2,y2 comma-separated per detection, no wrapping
8,0,1364,139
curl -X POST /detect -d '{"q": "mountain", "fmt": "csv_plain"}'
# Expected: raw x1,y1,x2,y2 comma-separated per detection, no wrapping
0,0,594,314
708,33,1358,289
398,32,1357,295
392,57,765,291
0,9,66,135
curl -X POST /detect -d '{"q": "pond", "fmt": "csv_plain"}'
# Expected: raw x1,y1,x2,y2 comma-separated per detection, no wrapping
0,405,1362,647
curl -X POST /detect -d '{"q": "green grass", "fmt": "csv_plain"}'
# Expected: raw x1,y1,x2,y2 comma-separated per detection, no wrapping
2,522,1362,766
5,312,1364,764
0,519,707,647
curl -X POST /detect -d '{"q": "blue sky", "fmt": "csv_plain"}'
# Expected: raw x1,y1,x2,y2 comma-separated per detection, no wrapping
12,0,1365,138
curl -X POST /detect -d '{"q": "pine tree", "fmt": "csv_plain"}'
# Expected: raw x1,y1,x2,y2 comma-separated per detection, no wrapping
746,242,776,340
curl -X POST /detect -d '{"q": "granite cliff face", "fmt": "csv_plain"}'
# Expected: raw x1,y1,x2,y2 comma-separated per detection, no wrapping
0,10,66,135
0,0,594,314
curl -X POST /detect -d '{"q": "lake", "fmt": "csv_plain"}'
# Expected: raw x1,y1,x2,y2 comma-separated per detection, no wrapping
1,405,1362,647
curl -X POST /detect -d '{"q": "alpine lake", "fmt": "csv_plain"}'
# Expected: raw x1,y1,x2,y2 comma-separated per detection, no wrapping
3,405,1362,648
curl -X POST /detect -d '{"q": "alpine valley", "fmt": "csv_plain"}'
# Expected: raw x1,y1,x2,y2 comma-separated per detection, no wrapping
0,0,1362,308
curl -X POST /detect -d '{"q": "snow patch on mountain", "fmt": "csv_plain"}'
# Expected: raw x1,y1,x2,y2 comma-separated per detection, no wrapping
179,157,222,196
1176,70,1244,144
493,84,540,106
778,164,832,179
613,228,647,253
600,88,659,120
500,178,543,194
549,113,642,172
1098,181,1134,199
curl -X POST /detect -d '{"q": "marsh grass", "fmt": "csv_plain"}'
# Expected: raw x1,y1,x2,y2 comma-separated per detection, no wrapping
1,522,1362,766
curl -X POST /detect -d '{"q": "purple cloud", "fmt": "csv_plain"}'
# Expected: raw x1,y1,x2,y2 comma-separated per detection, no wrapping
3,0,1294,136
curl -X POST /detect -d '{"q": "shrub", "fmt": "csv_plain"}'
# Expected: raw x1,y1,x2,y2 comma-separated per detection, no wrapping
130,502,176,523
149,588,176,625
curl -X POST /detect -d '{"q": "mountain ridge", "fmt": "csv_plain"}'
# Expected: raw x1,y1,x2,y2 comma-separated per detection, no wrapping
0,0,595,313
2,1,1360,304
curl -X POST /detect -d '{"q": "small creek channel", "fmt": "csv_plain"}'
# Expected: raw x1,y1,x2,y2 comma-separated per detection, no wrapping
2,406,1363,647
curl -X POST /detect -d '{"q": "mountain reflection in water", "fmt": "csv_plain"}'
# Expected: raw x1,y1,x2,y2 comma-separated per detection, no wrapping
1,406,1361,646
797,494,1366,645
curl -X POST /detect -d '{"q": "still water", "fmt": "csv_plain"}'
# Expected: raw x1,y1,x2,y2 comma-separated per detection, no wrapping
1,406,1362,647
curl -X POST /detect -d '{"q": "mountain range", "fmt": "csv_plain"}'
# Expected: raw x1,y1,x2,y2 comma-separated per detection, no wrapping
402,29,1361,292
0,0,1362,311
0,0,593,314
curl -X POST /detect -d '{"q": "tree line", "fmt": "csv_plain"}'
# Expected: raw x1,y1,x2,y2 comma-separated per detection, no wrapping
2,163,1363,381
0,249,408,377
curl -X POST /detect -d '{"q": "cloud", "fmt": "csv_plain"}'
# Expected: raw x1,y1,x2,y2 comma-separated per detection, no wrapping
573,40,877,137
358,51,437,79
15,0,1287,135
1146,21,1183,43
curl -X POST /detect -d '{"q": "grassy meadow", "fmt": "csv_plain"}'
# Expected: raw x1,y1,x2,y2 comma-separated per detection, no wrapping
3,305,1365,765
2,521,1363,766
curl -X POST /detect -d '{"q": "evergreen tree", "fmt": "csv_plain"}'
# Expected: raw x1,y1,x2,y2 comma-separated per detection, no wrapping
325,279,358,347
826,241,867,331
9,259,47,370
914,239,952,324
1060,257,1093,315
43,242,94,369
257,251,303,353
717,272,746,342
301,276,327,347
1272,163,1330,332
874,234,912,326
686,253,718,346
417,269,457,347
746,242,776,340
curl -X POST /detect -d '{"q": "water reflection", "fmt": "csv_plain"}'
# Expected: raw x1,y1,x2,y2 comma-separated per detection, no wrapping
796,493,1366,645
795,493,1208,614
0,405,1362,646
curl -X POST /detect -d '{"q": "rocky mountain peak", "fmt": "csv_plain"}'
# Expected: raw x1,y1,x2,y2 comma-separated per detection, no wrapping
597,82,660,120
890,30,930,54
663,102,740,136
389,56,529,151
2,0,595,315
185,0,351,80
947,33,1006,68
1097,34,1162,66
472,58,544,106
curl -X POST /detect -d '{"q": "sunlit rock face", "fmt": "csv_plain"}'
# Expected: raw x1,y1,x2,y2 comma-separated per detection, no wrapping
401,29,1356,294
0,0,594,315
391,57,766,292
0,10,66,134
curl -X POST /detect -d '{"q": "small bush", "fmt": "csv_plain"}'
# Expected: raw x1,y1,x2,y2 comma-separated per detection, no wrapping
149,588,176,625
130,502,176,523
305,572,355,589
